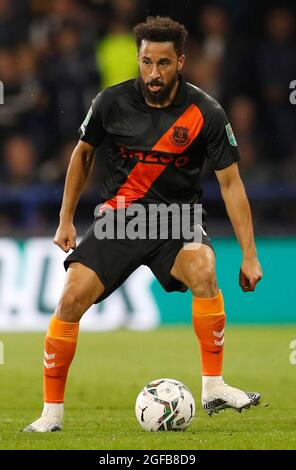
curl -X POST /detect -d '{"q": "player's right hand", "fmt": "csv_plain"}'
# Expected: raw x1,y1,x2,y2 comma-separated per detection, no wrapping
53,222,77,253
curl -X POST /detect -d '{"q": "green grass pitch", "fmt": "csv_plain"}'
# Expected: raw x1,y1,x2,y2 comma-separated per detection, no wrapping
0,326,296,450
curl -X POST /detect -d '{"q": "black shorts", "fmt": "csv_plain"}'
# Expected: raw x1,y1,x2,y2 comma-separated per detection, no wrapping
64,211,214,303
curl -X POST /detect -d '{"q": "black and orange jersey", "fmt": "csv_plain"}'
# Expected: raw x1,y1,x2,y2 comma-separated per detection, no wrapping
79,75,240,209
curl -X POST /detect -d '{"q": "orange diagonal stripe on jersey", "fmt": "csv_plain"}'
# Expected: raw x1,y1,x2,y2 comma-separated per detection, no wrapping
152,104,204,154
101,163,166,209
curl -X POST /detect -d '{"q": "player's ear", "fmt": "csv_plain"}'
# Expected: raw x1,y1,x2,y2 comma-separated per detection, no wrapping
177,54,185,71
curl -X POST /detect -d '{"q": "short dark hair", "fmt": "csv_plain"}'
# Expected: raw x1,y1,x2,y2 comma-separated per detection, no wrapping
133,16,188,56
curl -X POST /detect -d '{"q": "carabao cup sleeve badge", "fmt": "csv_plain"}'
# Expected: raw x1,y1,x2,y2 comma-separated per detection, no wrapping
225,123,238,146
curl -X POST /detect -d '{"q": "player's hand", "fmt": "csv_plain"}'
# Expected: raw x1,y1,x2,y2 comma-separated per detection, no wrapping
239,257,263,292
53,222,77,253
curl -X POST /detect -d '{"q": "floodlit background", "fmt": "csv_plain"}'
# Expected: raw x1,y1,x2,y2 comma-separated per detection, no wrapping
0,0,295,327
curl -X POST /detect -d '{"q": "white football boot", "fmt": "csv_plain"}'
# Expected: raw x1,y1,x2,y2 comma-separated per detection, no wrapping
202,376,261,415
22,403,63,432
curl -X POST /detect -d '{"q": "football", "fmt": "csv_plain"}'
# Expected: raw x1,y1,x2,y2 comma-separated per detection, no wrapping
135,378,195,431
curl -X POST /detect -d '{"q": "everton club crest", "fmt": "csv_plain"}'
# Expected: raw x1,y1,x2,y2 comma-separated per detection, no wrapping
170,126,191,146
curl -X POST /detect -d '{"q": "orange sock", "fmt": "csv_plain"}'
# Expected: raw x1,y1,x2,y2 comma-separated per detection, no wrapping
192,291,225,376
43,315,79,403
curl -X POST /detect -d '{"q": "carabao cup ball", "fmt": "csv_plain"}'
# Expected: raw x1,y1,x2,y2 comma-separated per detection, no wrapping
135,378,195,431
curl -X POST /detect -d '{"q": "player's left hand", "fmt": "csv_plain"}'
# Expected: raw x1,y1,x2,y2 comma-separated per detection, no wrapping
239,257,263,292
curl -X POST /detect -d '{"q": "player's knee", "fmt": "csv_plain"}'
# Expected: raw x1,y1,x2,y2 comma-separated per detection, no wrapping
55,291,85,322
185,260,217,297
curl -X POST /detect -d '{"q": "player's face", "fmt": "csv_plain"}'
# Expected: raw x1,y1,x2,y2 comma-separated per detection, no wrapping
138,40,185,106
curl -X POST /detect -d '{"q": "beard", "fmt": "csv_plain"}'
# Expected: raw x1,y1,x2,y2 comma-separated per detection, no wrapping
139,72,179,106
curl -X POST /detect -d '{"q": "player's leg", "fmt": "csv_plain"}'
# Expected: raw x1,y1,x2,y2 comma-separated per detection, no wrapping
22,262,105,432
170,244,260,415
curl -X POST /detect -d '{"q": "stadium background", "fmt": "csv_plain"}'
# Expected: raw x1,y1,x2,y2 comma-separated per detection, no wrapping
0,0,296,452
0,0,295,329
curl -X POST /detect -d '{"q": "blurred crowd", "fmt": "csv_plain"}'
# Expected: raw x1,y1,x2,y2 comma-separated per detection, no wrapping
0,0,295,233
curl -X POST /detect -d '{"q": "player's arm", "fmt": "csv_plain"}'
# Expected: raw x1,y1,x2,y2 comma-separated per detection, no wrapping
215,162,263,292
203,98,262,292
54,92,106,253
54,141,95,253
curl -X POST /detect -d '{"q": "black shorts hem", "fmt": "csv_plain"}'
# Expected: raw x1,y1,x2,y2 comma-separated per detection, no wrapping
63,256,113,303
147,233,215,294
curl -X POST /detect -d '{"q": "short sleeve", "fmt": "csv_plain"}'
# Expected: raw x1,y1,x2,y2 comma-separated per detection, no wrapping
78,92,107,147
204,103,240,171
